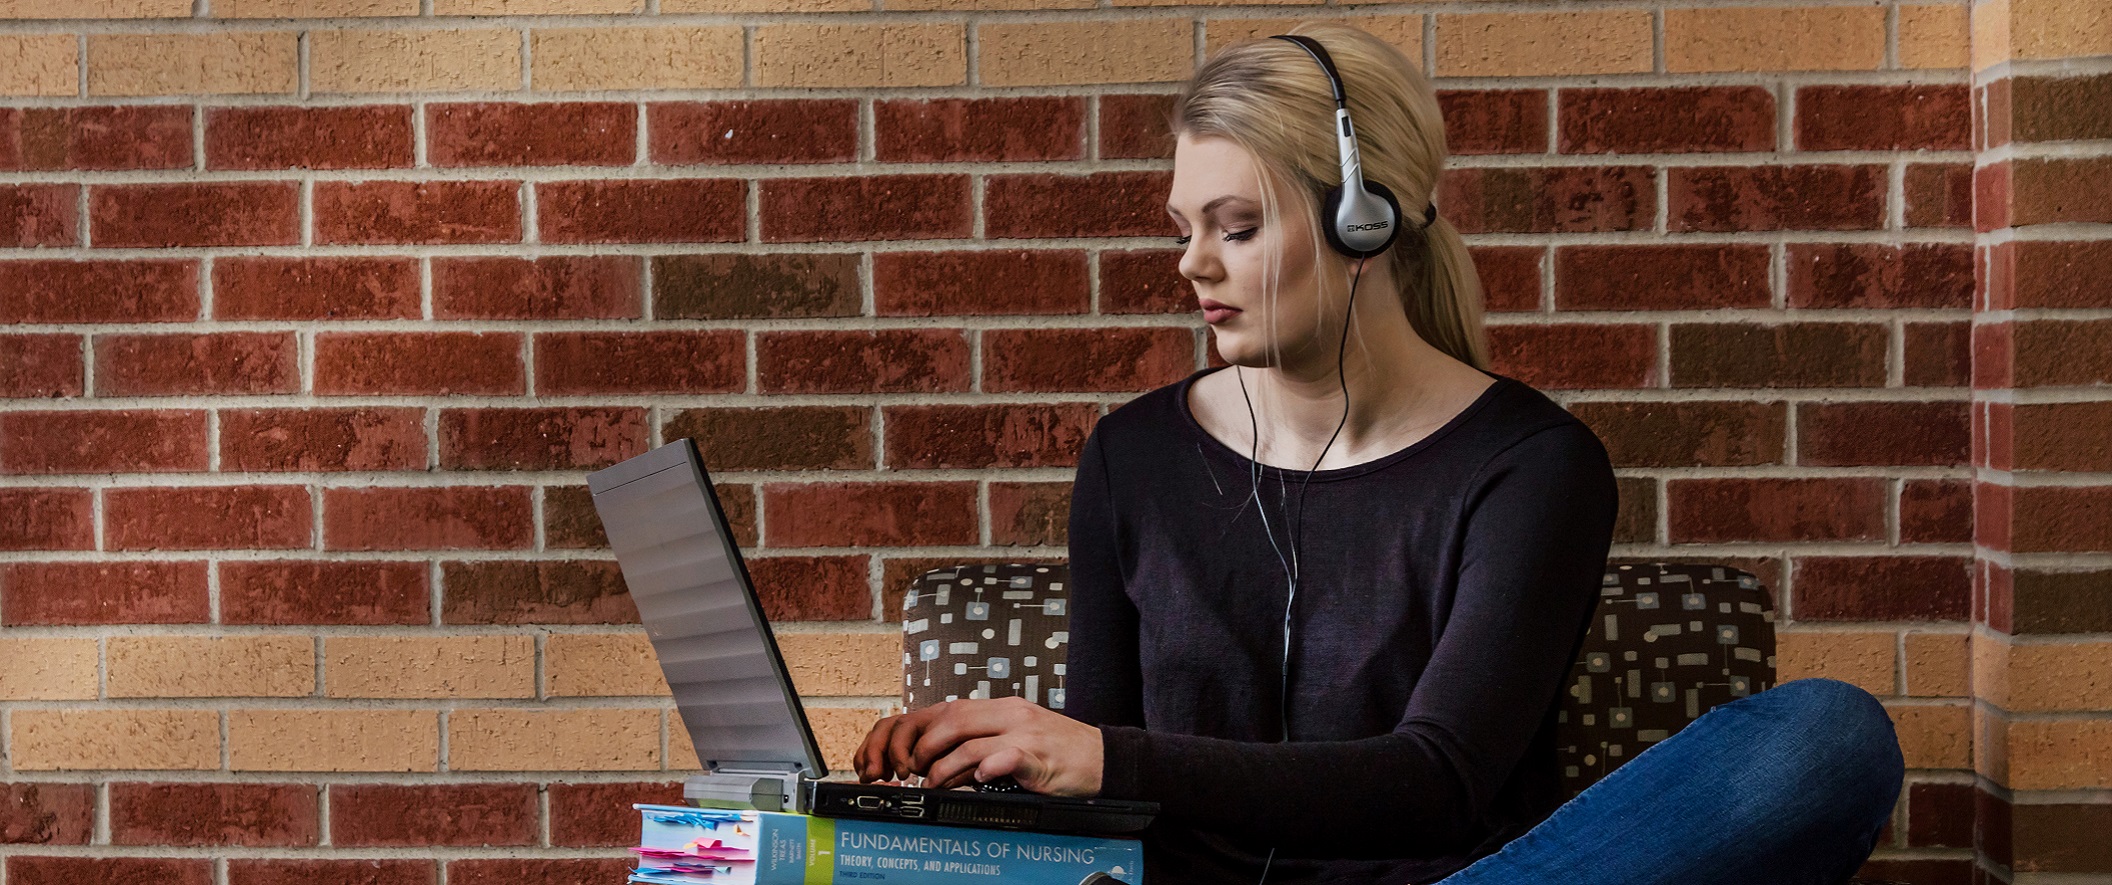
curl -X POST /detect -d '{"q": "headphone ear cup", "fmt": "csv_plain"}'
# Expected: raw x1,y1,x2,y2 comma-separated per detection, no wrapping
1357,178,1405,257
1321,179,1404,260
1318,184,1354,258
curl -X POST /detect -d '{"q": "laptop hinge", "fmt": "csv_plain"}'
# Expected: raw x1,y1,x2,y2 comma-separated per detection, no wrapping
688,764,810,813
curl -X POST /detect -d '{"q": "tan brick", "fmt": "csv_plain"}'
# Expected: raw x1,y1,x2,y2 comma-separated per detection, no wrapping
669,704,884,773
437,0,640,12
1972,0,2013,72
0,638,97,700
449,707,660,771
88,32,299,97
976,20,1188,87
1898,2,1970,70
756,24,967,88
1665,7,1887,73
1903,631,1970,698
2,0,190,17
311,28,521,94
1776,630,1896,696
2009,0,2112,62
781,632,900,697
531,26,743,91
1119,0,1309,9
1204,15,1422,61
1436,11,1651,78
326,635,535,699
1887,702,1971,770
10,709,220,771
216,0,419,16
0,35,80,97
228,709,439,772
546,633,669,697
2006,719,2112,790
1974,704,2008,783
1999,641,2112,713
107,635,315,699
881,0,1085,11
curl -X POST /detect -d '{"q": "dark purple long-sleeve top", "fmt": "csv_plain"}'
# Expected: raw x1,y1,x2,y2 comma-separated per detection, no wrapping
1063,365,1619,885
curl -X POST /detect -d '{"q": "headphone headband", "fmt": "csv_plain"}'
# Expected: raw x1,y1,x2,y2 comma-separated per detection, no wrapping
1267,33,1407,259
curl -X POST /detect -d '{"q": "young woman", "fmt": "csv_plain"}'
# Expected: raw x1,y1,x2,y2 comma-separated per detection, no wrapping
856,23,1905,885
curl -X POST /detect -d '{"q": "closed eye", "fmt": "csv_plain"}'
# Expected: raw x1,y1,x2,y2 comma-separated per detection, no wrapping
1174,228,1258,246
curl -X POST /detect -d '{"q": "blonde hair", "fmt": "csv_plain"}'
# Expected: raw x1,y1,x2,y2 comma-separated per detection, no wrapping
1168,22,1488,371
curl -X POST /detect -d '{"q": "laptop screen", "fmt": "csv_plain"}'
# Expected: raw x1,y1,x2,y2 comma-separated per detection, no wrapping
586,439,827,777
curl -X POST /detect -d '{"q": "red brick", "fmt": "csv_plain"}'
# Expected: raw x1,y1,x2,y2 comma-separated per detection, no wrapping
1554,244,1771,310
2011,485,2112,554
875,249,1088,316
91,182,299,247
1975,158,2011,233
0,334,82,397
537,178,745,244
1797,401,1970,467
446,859,635,885
1668,165,1887,232
663,406,874,471
206,106,415,171
749,554,874,621
1565,400,1785,468
330,784,537,848
544,485,611,549
757,329,969,394
0,410,208,474
0,783,93,845
314,180,522,245
1903,321,1970,388
228,859,436,885
2010,319,2112,388
1667,477,1888,543
1974,322,2013,390
1791,555,1972,622
2012,401,2112,472
1905,162,1973,228
1977,482,2013,554
7,857,210,885
2004,239,2112,309
111,782,318,847
1437,165,1654,233
428,101,635,167
220,560,429,626
221,407,427,472
1796,84,1971,152
315,332,524,396
1099,248,1189,314
984,170,1173,239
534,330,745,395
0,489,93,551
433,255,641,319
213,257,421,321
876,97,1082,163
764,481,977,547
0,259,197,323
652,252,863,319
0,184,78,247
1900,479,1973,545
882,403,1097,469
1786,243,1973,309
1486,323,1657,389
1440,88,1549,155
439,407,648,471
1098,93,1176,160
1470,246,1545,312
548,781,684,847
16,106,192,170
1906,781,1974,848
991,481,1071,547
0,561,210,626
651,99,858,165
441,560,637,625
1613,476,1657,545
2011,72,2112,144
983,327,1192,393
95,332,298,396
106,485,313,551
1669,322,1888,388
1558,86,1775,153
323,486,533,551
760,174,971,242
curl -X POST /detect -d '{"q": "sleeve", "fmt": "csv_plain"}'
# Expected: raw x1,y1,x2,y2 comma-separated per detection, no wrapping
1089,423,1619,854
1062,424,1147,730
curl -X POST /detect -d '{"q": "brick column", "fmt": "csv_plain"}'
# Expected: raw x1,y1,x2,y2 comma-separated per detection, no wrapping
1967,1,2112,880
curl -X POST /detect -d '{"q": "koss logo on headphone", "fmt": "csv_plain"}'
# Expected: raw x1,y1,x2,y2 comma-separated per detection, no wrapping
1347,221,1390,231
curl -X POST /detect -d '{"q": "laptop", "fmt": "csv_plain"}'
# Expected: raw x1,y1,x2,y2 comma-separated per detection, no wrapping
586,438,1159,837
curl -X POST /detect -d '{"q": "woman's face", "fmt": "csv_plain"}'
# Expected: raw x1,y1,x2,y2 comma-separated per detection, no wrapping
1165,132,1336,369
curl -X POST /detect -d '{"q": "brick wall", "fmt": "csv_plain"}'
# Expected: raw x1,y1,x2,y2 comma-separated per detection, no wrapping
0,0,2102,882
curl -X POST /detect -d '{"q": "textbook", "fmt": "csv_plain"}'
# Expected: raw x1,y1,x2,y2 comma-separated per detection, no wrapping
627,803,1144,885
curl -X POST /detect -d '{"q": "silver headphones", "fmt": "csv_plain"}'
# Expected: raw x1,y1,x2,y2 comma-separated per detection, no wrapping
1268,34,1436,260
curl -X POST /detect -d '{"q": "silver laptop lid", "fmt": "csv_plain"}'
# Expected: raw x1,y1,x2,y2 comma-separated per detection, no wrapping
586,438,827,778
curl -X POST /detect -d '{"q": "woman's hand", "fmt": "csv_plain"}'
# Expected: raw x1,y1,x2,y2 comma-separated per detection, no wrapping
855,696,1104,798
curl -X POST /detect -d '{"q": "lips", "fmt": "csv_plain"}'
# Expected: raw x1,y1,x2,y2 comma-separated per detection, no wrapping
1199,298,1241,325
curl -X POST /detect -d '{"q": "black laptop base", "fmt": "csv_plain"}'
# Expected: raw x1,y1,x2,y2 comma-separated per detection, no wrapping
808,781,1157,836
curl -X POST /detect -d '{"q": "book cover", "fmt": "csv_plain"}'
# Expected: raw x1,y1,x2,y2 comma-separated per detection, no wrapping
629,803,1143,885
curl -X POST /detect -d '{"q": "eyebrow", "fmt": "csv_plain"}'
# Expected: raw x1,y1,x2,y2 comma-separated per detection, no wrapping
1165,195,1256,217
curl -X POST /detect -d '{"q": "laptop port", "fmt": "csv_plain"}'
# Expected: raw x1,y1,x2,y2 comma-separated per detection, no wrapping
854,795,884,810
898,793,925,806
900,806,927,819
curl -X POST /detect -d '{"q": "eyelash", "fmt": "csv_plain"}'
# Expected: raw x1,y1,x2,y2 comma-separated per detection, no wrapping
1173,228,1258,246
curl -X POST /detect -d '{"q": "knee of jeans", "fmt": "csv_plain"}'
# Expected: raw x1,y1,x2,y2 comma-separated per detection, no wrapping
1768,678,1906,818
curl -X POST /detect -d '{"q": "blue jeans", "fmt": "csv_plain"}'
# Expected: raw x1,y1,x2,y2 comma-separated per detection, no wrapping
1435,677,1906,885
